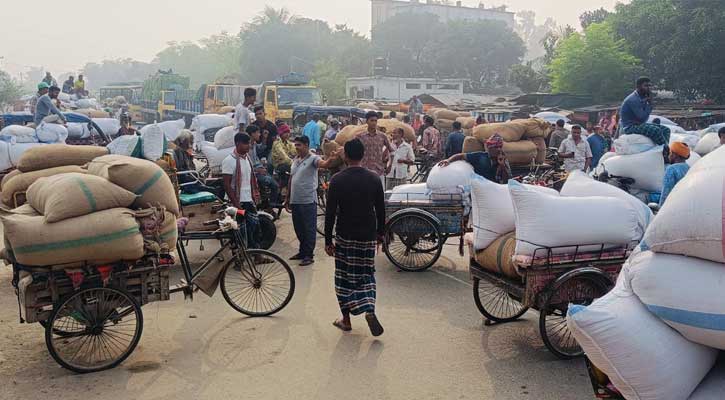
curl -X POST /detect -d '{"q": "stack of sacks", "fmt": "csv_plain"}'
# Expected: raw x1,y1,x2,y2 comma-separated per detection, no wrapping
90,118,121,138
456,116,476,136
1,145,110,207
596,145,666,193
464,118,550,165
139,123,169,161
334,120,416,146
425,161,473,214
0,125,38,144
35,122,68,144
152,119,186,142
67,123,91,139
1,168,178,266
387,183,431,202
508,180,641,260
200,140,233,173
191,114,233,146
568,146,725,400
468,176,558,278
431,109,461,133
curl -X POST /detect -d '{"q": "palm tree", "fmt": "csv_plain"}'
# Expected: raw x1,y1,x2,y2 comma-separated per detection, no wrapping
251,6,295,26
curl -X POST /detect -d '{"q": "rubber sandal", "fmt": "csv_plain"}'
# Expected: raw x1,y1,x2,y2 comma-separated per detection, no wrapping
365,313,384,337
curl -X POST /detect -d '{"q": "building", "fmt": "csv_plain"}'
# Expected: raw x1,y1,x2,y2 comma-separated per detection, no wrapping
346,76,466,102
371,0,515,30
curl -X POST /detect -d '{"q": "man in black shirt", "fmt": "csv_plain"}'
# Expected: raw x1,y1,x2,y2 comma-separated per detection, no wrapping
324,138,385,336
253,106,278,160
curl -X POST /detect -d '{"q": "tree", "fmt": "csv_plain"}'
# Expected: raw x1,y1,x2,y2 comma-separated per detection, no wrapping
609,0,725,101
311,59,347,103
509,63,544,93
549,23,641,102
515,11,558,61
541,25,576,65
82,58,158,88
155,32,241,87
372,13,443,77
580,8,611,29
0,70,23,110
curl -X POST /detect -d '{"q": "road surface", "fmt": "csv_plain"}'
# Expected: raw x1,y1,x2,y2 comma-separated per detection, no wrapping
0,216,592,400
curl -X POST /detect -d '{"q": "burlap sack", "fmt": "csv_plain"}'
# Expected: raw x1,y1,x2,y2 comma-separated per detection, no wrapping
357,102,378,110
88,155,180,216
474,232,518,279
377,119,416,143
28,173,137,223
463,128,473,136
463,137,485,153
160,211,178,250
433,109,460,121
456,117,476,130
458,111,472,118
1,169,20,191
17,144,109,173
473,118,550,143
218,105,235,114
2,208,144,266
436,119,455,131
530,136,547,164
322,141,344,169
519,118,552,139
1,166,86,207
503,140,538,165
334,125,365,145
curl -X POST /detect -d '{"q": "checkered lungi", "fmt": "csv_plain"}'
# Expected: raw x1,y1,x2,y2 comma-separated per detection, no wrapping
334,236,377,315
623,123,671,146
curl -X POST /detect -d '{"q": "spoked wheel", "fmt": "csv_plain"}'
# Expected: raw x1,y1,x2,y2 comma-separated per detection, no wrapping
220,249,295,316
45,287,143,373
539,274,609,359
316,212,325,235
473,278,529,323
257,213,277,250
383,212,443,272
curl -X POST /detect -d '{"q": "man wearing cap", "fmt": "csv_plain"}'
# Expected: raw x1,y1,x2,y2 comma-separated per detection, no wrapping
438,133,510,183
30,82,49,115
34,85,67,126
660,142,691,206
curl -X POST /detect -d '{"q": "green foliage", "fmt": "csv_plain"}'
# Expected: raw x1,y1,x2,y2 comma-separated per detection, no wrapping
155,32,242,87
515,11,558,61
549,23,641,102
580,8,611,29
509,63,544,93
141,70,191,101
541,25,575,66
0,70,23,109
311,59,347,104
608,0,725,101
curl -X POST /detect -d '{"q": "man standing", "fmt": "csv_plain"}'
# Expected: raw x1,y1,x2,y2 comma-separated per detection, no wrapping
444,121,465,158
325,138,385,336
284,135,338,266
549,119,570,150
74,74,86,97
359,111,394,188
34,86,67,126
587,125,612,169
302,114,322,151
62,76,74,94
438,134,510,183
325,119,340,141
222,133,261,249
247,125,280,206
271,123,296,193
619,77,670,146
30,82,49,115
234,87,257,134
253,106,278,160
559,125,592,172
386,127,415,190
421,116,442,159
659,142,691,206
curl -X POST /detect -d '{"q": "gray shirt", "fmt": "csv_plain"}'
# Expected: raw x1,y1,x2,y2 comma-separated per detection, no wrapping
289,154,320,204
34,94,65,125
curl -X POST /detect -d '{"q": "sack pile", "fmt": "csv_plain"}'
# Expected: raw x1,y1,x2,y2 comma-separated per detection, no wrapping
191,114,232,146
333,120,416,146
463,118,549,165
595,145,665,193
425,108,470,134
567,146,725,400
105,123,170,161
90,118,121,138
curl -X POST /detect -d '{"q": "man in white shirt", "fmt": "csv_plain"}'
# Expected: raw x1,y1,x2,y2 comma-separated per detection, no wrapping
234,87,257,133
222,132,260,248
558,125,593,172
386,128,415,190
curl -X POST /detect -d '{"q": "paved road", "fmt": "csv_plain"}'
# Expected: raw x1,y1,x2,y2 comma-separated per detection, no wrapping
0,216,592,400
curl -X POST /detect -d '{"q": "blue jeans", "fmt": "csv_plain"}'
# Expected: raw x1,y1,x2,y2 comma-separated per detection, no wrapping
291,203,317,259
239,202,259,249
256,173,280,204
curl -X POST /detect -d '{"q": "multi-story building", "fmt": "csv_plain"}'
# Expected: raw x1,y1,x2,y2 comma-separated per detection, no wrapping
371,0,515,30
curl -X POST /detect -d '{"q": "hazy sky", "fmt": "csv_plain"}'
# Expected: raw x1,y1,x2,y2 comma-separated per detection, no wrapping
1,0,622,77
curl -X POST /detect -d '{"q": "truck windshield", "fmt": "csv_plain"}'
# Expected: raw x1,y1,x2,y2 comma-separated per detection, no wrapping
277,87,322,107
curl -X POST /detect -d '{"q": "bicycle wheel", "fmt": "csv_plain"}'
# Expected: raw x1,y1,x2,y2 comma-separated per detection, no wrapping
45,287,143,373
220,249,295,317
383,212,443,272
473,278,528,323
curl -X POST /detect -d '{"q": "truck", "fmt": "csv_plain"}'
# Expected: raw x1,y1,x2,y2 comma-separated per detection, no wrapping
133,70,190,124
257,73,323,124
165,83,250,125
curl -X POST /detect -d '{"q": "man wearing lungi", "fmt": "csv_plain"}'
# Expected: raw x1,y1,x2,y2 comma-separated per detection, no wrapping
324,138,386,336
619,76,671,147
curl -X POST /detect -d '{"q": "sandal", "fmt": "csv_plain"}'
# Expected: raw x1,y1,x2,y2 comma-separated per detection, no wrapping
365,313,384,337
332,319,351,332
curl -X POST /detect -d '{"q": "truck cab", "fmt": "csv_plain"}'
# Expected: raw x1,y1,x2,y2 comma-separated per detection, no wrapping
258,74,323,124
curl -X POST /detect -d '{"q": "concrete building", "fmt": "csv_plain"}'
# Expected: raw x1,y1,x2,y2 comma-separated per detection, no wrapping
346,76,466,102
371,0,515,30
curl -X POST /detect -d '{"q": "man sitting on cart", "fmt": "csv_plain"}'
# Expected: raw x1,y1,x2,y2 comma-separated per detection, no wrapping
438,134,511,183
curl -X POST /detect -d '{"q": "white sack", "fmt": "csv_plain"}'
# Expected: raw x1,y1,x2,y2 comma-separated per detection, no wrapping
140,123,167,161
568,285,718,400
470,177,558,250
664,123,686,134
75,98,97,109
66,122,91,139
597,146,665,192
694,132,720,156
213,126,237,150
686,151,701,167
388,183,431,202
201,143,233,170
107,135,141,157
689,358,725,400
648,114,677,126
627,250,725,350
0,125,37,143
670,133,700,150
613,134,655,155
35,122,68,143
155,119,186,141
561,170,652,236
58,92,71,102
0,141,11,171
641,145,725,263
91,118,121,137
426,161,474,193
509,180,640,257
8,143,45,167
191,114,232,135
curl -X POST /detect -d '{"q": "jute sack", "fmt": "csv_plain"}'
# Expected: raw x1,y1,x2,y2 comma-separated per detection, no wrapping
433,109,459,121
474,232,518,279
458,111,472,118
473,118,550,142
530,136,546,164
436,119,455,131
462,136,485,153
88,155,180,216
1,208,144,266
1,166,86,207
17,144,109,173
27,173,137,223
1,169,21,191
322,141,344,169
456,117,476,130
334,125,365,145
518,118,551,139
463,128,473,136
503,140,538,165
357,102,378,110
377,119,416,143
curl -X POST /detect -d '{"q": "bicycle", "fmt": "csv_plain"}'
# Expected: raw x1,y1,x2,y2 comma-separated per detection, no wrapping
410,151,437,183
